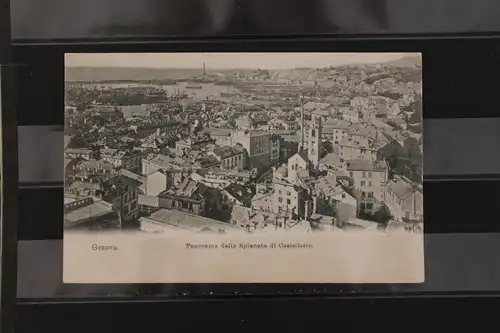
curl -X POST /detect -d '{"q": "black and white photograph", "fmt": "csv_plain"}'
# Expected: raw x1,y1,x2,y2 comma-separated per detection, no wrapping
63,53,424,284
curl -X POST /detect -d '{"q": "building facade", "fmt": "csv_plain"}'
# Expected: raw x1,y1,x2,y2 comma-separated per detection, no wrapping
307,116,322,167
269,134,281,164
232,130,271,170
211,146,246,170
385,176,423,222
346,159,388,214
100,148,144,173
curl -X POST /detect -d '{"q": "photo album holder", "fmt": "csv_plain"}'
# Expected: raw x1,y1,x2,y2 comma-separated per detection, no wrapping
3,0,500,331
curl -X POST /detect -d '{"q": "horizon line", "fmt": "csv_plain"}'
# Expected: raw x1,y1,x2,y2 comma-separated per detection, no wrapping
64,61,413,69
65,53,421,70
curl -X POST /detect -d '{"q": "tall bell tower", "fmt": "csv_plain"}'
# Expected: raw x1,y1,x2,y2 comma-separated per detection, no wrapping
308,116,322,167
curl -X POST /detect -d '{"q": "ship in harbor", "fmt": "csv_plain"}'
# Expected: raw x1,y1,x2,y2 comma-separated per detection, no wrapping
220,92,240,98
185,85,203,89
184,62,214,88
214,80,236,86
168,89,189,100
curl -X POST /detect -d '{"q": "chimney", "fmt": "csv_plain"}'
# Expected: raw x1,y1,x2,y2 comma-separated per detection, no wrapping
312,198,317,217
303,200,309,220
334,217,343,228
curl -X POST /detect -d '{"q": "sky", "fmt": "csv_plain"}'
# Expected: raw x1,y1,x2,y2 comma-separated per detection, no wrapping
65,52,420,69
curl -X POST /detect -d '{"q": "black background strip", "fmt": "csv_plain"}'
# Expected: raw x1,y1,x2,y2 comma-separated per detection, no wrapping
10,0,500,40
1,0,19,329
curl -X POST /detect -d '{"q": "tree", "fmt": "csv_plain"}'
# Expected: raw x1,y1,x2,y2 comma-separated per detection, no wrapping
407,99,422,124
359,205,392,225
372,205,392,224
66,134,87,149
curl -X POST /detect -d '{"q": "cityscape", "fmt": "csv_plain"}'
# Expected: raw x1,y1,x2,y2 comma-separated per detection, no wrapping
64,53,423,236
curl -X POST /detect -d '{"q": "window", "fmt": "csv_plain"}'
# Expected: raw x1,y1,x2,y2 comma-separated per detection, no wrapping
182,201,189,209
341,193,346,198
287,199,291,205
368,172,372,177
349,172,353,177
369,181,372,186
366,203,373,210
362,171,366,177
361,191,366,198
368,192,374,198
360,181,365,186
287,191,291,196
312,129,316,138
279,190,282,194
279,197,283,203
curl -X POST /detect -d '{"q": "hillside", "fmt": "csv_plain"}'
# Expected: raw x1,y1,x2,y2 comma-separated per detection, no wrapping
65,67,203,82
386,55,421,67
65,55,422,82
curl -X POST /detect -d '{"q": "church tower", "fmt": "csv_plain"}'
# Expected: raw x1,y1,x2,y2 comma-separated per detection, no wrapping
307,116,322,167
299,94,305,151
202,62,207,80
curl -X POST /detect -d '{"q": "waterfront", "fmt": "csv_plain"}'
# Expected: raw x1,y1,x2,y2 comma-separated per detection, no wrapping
80,82,239,101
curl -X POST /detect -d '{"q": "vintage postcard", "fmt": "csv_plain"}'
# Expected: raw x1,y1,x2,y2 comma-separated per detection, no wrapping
63,52,424,283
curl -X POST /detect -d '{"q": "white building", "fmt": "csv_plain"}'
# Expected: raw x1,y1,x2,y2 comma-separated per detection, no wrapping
346,159,388,213
209,129,233,146
141,154,173,175
143,170,174,196
385,176,423,222
210,146,246,170
323,119,351,145
100,148,144,173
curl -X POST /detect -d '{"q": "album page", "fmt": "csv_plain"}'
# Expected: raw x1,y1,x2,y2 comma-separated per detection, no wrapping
63,52,424,283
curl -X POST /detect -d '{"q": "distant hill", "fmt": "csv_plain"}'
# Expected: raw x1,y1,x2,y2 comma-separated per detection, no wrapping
272,68,317,80
65,55,422,82
385,55,421,67
65,67,204,82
